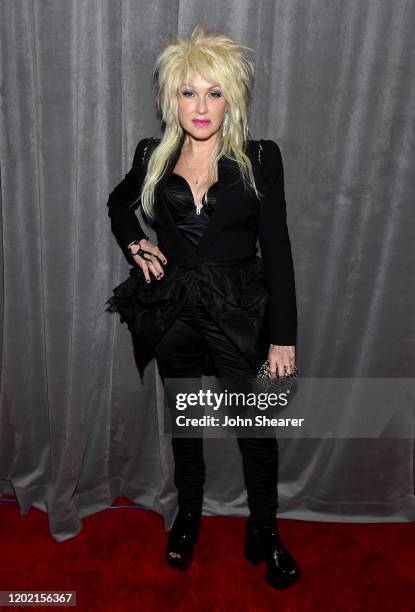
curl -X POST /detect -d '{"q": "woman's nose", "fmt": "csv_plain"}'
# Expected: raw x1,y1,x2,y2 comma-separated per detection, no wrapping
195,96,208,113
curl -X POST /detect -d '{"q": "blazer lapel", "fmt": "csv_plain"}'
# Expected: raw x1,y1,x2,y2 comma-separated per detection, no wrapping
196,155,240,254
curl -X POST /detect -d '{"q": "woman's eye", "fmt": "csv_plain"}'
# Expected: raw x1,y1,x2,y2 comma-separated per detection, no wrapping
181,90,223,98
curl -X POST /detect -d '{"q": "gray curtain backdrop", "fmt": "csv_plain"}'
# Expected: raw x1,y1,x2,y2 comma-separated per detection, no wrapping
0,0,414,542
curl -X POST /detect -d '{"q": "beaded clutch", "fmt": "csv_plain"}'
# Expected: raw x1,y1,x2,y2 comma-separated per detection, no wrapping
256,360,298,394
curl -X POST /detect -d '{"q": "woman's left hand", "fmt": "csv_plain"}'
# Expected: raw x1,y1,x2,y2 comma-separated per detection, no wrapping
268,344,296,380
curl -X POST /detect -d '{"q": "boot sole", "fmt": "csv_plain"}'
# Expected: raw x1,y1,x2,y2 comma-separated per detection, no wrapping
245,531,301,588
265,566,301,589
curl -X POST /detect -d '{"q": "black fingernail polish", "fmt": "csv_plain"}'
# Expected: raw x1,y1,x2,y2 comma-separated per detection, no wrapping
163,260,167,265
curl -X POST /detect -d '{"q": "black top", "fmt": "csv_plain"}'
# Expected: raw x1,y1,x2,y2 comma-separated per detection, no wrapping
163,173,217,247
107,137,297,349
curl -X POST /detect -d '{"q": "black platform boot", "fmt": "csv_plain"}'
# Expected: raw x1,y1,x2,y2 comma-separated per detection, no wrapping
244,518,300,589
166,509,202,571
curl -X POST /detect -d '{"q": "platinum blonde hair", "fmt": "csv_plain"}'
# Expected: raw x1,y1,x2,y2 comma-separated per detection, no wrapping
140,24,262,221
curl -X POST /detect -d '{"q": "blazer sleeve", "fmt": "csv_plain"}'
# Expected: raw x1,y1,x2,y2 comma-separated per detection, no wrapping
107,138,150,251
258,139,297,346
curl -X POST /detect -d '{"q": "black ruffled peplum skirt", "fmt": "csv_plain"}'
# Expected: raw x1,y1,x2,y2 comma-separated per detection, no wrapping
105,255,270,374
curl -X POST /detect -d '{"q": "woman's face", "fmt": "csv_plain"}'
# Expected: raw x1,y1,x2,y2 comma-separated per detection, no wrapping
177,73,228,142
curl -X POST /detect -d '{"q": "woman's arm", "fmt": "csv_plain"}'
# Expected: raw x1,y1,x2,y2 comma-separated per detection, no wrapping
107,138,150,251
258,139,297,348
107,137,168,281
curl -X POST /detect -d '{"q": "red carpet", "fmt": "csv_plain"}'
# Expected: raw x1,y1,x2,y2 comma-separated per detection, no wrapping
0,495,414,611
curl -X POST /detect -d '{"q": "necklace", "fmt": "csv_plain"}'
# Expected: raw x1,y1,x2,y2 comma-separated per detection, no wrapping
183,153,206,215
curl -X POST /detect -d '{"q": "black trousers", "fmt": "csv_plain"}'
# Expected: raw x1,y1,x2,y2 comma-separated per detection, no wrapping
154,282,278,529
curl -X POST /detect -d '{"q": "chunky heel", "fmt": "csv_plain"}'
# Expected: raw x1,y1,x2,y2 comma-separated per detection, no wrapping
244,519,301,589
244,527,266,564
244,545,265,565
166,509,201,571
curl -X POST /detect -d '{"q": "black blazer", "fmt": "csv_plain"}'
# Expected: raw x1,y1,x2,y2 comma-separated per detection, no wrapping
106,137,297,374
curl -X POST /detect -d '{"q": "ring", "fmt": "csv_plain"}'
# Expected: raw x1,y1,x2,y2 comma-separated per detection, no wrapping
136,248,154,257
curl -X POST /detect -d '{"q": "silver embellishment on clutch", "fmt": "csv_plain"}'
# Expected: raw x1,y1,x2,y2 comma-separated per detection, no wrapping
256,360,298,394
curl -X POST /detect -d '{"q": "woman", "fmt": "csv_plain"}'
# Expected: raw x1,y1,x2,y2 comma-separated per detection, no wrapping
106,25,300,590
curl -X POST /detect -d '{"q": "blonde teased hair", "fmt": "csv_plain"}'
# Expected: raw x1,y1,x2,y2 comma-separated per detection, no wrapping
139,24,262,221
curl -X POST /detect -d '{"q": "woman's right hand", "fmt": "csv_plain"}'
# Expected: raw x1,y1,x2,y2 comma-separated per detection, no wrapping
128,238,168,283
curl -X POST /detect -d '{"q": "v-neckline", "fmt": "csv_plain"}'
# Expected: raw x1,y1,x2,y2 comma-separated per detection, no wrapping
170,172,219,212
159,140,240,254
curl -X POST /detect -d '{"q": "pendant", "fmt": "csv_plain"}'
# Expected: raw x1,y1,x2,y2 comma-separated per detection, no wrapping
195,201,202,215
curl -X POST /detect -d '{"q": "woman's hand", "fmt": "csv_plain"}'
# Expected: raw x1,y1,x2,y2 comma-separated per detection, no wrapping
268,344,296,380
128,238,168,283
